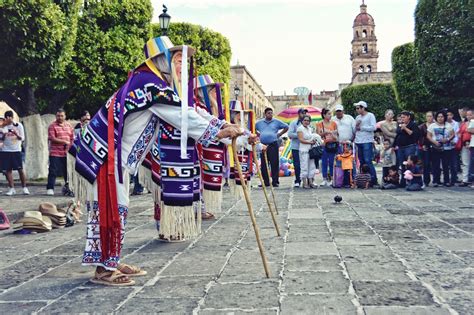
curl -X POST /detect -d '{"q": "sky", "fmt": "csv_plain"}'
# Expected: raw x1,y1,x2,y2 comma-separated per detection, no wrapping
151,0,417,96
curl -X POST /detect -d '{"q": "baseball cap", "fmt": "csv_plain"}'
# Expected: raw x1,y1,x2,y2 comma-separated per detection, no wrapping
298,108,308,114
334,104,344,111
353,101,368,108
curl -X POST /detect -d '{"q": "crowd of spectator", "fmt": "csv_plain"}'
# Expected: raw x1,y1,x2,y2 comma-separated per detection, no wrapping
283,103,474,190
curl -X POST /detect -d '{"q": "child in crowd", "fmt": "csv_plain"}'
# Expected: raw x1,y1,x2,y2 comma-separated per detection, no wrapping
336,143,354,188
404,155,423,191
380,139,396,180
382,165,399,189
353,164,371,189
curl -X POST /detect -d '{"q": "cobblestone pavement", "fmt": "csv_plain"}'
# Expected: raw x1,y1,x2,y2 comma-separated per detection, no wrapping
0,178,473,314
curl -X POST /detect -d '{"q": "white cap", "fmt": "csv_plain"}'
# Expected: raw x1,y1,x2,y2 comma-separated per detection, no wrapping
334,104,344,111
353,101,368,108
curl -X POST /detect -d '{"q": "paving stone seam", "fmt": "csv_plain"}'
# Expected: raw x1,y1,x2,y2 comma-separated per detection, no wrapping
193,198,271,314
277,186,293,314
32,207,157,313
360,193,459,315
320,191,365,315
416,199,473,237
114,197,249,312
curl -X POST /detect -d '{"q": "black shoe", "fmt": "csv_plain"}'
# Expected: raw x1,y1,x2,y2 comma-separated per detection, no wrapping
433,183,439,187
458,182,470,187
272,183,279,188
444,183,452,187
259,184,270,188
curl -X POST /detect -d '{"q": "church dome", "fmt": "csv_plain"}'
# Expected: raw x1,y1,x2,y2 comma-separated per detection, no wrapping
353,13,374,26
353,4,375,26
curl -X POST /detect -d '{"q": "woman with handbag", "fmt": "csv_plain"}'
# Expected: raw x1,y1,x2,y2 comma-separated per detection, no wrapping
427,110,455,187
297,115,321,188
316,108,339,187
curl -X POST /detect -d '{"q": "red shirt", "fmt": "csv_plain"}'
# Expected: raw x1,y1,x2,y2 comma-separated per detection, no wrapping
48,121,74,157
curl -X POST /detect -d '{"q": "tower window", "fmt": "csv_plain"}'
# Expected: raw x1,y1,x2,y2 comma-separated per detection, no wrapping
362,30,367,38
359,65,365,73
362,43,368,53
367,65,372,72
356,31,359,38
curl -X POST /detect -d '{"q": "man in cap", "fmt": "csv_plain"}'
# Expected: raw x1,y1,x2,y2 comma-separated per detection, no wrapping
288,108,308,187
354,101,378,186
332,105,355,144
2,110,29,195
70,36,241,286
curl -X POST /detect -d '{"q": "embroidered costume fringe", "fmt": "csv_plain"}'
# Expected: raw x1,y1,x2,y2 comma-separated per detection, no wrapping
228,181,241,199
67,155,94,205
138,165,153,194
202,189,222,213
159,205,200,239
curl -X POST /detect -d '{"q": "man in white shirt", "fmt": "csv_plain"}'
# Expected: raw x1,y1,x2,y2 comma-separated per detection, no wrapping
332,104,355,144
354,101,378,186
1,110,29,195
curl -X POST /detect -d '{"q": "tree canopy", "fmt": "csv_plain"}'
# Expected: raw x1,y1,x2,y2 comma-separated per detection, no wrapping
415,0,474,109
391,42,432,112
341,83,400,121
153,22,232,86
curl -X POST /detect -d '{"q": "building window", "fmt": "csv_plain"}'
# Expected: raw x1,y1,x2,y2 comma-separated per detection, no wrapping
362,43,368,53
359,65,365,73
356,31,359,38
362,30,367,38
367,65,372,72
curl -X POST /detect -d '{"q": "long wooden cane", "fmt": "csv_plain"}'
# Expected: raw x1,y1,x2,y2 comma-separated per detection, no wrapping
232,138,270,278
252,144,280,236
263,151,279,215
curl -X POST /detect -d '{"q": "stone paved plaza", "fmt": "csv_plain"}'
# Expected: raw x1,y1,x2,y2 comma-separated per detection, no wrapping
0,179,473,314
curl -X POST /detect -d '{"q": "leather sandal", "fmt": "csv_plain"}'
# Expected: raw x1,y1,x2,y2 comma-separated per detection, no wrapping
118,263,147,277
90,270,135,286
201,212,215,220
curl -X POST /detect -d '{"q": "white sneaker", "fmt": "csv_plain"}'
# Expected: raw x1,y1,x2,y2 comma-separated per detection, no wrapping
6,188,16,196
421,184,426,189
294,182,300,188
46,189,55,196
321,180,328,187
23,187,30,195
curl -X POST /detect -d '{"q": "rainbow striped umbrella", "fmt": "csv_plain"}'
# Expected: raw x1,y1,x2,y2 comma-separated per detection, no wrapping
276,105,322,124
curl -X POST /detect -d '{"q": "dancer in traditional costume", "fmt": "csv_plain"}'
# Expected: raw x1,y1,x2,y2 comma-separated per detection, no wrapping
194,74,227,219
69,36,241,286
226,101,261,199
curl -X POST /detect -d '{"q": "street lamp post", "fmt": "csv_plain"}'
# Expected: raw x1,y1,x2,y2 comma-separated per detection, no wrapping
234,85,240,101
159,5,171,35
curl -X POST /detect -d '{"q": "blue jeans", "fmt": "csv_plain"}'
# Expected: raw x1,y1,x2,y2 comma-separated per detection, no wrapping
431,149,452,184
397,144,417,187
420,148,432,185
356,143,377,185
321,148,336,179
292,149,301,184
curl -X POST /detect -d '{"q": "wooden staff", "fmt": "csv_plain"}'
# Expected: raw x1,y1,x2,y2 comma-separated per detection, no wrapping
232,138,270,278
252,144,280,236
263,151,279,215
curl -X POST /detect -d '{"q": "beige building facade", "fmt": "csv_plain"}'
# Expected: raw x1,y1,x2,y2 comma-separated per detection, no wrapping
230,65,273,119
267,91,337,114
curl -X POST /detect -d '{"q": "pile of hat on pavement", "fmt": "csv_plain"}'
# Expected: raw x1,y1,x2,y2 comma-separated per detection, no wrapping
13,203,67,233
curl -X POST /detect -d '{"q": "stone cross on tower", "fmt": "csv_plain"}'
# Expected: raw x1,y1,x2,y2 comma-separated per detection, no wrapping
350,1,378,78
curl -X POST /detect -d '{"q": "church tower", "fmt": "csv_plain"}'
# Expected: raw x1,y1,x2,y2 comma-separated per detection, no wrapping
350,1,378,78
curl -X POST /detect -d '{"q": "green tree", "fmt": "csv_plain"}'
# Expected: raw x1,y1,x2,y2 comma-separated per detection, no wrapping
415,0,474,109
391,42,432,112
0,0,80,115
152,22,232,86
65,0,152,117
340,83,400,121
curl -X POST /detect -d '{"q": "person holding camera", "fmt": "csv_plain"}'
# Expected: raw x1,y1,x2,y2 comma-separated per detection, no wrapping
396,111,420,188
1,110,29,196
427,110,455,187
